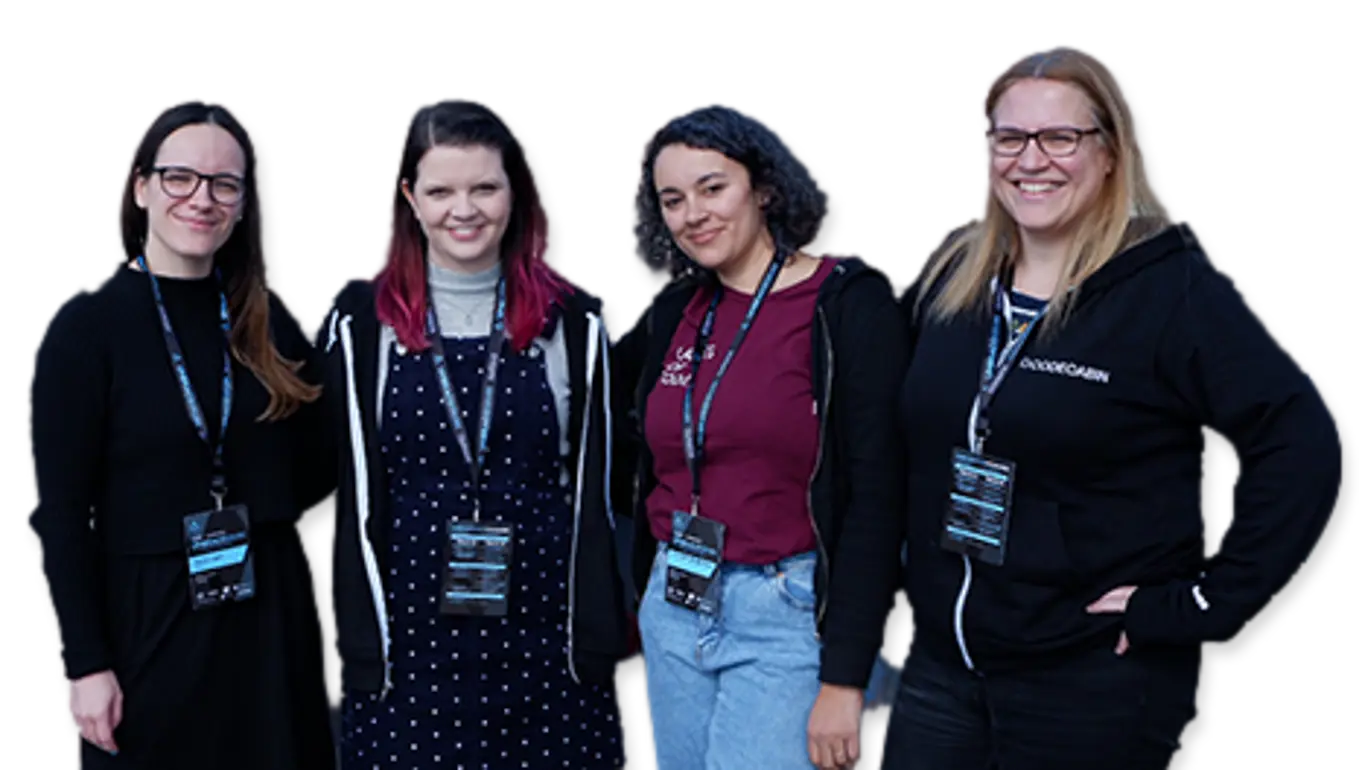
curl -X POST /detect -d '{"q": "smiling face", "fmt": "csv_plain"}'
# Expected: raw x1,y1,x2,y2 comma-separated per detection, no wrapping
133,122,246,269
402,143,512,273
989,78,1113,243
652,144,769,273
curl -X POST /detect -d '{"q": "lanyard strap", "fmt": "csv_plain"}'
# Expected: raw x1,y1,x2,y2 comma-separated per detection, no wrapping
136,255,234,509
683,249,789,513
971,274,1048,453
426,277,508,523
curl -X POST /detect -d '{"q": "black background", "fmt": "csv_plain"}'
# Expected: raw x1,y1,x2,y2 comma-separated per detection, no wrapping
10,39,1349,770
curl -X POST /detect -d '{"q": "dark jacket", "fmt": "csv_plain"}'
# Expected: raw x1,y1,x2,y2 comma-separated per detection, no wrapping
611,257,907,689
318,280,631,696
898,223,1342,673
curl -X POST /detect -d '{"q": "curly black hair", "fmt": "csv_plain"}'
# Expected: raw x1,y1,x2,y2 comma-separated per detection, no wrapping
634,105,828,279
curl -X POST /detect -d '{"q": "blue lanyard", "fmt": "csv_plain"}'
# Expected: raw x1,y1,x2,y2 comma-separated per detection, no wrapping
136,255,234,509
973,274,1048,452
683,249,788,512
425,277,508,523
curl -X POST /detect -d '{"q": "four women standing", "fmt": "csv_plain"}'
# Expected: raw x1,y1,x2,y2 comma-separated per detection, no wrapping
31,49,1340,769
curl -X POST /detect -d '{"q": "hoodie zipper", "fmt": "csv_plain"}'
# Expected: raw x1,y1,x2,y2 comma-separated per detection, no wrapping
806,306,834,627
951,345,993,673
952,285,1033,674
953,555,976,671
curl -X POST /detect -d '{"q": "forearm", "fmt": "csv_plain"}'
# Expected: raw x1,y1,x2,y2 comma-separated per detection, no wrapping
1130,268,1343,645
31,300,115,678
820,528,901,687
31,525,112,682
819,280,908,686
1126,413,1338,650
608,314,649,520
819,441,906,686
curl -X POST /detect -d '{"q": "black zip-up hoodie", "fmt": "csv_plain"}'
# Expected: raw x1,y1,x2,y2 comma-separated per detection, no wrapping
318,280,632,696
898,223,1341,672
610,257,907,689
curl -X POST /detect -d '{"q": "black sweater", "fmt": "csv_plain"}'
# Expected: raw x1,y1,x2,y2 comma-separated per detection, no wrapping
29,264,333,679
611,257,907,689
898,223,1342,672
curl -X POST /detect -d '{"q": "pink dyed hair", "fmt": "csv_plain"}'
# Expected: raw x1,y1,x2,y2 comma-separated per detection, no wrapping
375,101,570,352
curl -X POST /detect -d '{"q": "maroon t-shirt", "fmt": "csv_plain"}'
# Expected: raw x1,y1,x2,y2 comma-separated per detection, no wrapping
644,257,834,565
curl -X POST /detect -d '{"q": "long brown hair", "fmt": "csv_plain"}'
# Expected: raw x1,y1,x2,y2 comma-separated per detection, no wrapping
919,48,1169,332
120,102,319,421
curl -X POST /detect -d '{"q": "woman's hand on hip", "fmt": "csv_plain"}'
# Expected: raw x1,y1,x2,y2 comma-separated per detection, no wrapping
1087,585,1139,655
808,682,864,769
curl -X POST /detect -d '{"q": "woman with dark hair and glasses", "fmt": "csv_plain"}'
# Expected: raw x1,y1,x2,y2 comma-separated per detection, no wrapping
29,102,336,769
884,47,1341,769
611,105,906,770
319,100,630,769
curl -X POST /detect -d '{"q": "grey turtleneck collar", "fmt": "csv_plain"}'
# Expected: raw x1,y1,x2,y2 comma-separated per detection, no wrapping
427,259,501,338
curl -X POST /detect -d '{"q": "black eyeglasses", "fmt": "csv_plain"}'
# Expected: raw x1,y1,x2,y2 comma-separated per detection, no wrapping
987,127,1101,158
152,166,246,205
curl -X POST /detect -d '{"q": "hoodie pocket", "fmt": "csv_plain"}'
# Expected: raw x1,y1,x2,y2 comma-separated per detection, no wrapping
997,495,1077,585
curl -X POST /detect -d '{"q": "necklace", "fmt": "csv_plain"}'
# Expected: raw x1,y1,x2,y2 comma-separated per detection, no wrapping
458,293,496,327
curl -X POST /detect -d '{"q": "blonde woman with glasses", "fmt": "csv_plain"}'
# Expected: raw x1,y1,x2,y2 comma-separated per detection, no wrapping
885,48,1340,769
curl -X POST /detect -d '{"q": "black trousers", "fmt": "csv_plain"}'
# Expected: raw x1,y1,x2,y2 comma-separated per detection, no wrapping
882,640,1199,770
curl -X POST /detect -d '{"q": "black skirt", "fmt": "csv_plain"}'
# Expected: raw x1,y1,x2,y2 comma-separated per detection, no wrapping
81,524,335,769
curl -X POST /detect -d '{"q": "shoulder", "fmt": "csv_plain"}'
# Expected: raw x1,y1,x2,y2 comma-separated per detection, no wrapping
1166,225,1221,290
813,257,907,351
1110,222,1223,303
305,279,379,353
903,221,978,303
329,279,378,316
608,272,702,366
34,272,133,378
819,256,897,312
554,278,603,319
39,267,133,349
645,273,704,320
1153,225,1249,323
263,288,314,353
265,288,300,326
319,279,379,332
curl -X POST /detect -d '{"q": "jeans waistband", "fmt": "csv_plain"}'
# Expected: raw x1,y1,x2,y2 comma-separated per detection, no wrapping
656,541,817,576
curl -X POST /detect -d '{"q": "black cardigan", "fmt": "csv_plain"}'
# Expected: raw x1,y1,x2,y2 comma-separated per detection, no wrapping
610,256,907,689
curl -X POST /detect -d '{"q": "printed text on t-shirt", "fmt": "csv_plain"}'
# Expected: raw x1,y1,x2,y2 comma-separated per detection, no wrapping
659,343,717,388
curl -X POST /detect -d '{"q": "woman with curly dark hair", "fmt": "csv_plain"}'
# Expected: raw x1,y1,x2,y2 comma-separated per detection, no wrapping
611,105,906,770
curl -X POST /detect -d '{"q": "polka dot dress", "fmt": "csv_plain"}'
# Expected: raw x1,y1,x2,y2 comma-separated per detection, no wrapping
339,332,624,769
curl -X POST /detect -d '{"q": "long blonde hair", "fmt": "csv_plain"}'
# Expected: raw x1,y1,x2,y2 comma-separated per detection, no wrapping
919,48,1169,332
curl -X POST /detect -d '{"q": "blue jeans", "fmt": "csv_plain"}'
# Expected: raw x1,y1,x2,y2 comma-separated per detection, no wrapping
882,640,1199,769
639,545,823,770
